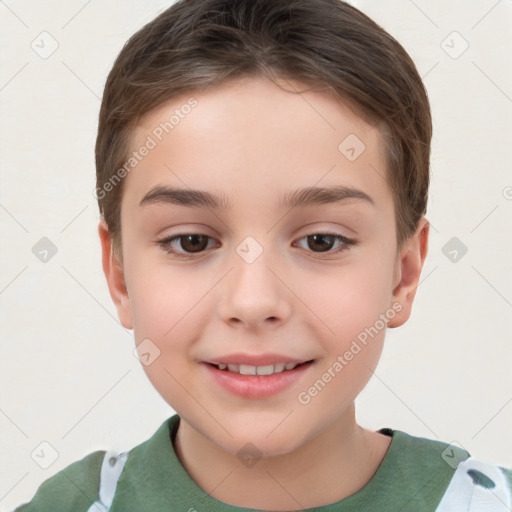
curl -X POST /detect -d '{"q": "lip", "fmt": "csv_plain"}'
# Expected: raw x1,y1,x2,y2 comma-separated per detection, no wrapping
203,352,312,366
201,360,314,399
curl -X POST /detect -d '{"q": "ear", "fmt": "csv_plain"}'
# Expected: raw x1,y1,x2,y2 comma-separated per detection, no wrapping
98,219,133,329
387,217,429,328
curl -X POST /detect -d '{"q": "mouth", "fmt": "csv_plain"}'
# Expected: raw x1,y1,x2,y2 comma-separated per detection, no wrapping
205,360,314,376
202,359,315,399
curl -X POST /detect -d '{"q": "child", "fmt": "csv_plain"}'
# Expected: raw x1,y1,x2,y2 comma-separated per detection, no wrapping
15,0,511,510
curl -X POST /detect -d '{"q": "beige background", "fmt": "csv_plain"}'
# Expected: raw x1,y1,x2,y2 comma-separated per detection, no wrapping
1,0,511,510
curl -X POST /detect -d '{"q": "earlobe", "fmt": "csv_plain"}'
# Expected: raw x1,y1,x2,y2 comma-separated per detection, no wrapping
98,219,133,329
387,217,429,328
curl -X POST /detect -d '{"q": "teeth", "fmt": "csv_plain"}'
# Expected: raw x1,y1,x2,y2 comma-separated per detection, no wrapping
216,362,301,375
272,363,286,373
240,364,256,375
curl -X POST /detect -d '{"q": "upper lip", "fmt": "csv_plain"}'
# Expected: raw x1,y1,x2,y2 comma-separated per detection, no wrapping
204,353,314,366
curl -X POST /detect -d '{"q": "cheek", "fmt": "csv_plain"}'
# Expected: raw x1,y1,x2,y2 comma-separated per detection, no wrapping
300,271,390,409
302,258,394,337
126,265,207,403
125,256,198,345
296,255,394,399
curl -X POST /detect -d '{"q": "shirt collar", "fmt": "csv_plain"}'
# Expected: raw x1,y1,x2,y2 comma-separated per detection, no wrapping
114,414,468,511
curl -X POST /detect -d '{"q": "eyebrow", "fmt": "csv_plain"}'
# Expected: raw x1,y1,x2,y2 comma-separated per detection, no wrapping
139,184,374,210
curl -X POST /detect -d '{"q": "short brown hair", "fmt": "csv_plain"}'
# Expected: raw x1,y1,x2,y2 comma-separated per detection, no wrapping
95,0,431,258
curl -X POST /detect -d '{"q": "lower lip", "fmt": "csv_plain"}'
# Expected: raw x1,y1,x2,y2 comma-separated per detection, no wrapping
202,362,314,399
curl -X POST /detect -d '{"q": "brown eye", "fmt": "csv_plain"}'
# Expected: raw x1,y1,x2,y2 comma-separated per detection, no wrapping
305,234,336,252
158,233,216,258
294,233,356,256
178,234,209,253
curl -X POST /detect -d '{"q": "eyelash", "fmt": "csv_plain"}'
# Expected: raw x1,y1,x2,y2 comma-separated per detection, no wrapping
156,232,357,259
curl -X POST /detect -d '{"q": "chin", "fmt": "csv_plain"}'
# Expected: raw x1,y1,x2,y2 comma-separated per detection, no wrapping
219,422,308,460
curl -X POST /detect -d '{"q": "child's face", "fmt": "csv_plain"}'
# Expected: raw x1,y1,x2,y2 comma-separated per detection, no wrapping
101,75,427,457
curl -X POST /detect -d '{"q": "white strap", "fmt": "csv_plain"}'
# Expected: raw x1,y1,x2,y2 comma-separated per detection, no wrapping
86,450,129,512
435,456,512,512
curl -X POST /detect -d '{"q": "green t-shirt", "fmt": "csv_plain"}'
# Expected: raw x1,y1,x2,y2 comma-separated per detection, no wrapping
14,414,512,511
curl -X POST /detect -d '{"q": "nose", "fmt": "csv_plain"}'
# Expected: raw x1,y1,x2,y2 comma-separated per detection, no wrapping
217,239,292,331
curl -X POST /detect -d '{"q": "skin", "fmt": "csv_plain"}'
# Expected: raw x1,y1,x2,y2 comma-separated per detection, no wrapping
99,75,429,510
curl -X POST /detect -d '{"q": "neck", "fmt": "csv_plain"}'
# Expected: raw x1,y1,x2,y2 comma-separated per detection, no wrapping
173,404,391,510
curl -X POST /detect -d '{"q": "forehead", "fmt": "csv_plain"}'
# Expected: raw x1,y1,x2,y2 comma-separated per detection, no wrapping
123,75,391,213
